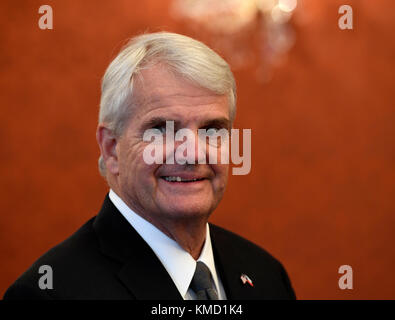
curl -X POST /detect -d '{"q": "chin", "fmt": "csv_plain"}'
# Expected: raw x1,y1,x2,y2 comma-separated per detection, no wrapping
161,200,215,220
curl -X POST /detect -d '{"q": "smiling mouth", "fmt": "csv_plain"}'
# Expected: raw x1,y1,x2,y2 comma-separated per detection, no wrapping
160,176,206,183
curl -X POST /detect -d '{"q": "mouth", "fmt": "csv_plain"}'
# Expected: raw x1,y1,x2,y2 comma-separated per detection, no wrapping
160,176,206,183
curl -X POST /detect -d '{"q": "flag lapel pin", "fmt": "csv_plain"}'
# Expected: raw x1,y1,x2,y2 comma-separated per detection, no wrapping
240,274,254,287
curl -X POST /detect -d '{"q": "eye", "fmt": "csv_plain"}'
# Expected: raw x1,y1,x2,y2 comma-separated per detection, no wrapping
205,127,220,136
152,124,166,134
202,127,229,147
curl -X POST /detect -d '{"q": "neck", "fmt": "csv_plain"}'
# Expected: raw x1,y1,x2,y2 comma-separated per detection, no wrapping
154,217,207,260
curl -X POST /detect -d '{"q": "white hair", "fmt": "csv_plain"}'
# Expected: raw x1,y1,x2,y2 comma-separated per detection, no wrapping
98,31,237,176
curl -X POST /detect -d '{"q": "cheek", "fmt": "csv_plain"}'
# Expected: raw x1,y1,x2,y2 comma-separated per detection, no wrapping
211,164,229,190
126,145,161,183
118,142,145,178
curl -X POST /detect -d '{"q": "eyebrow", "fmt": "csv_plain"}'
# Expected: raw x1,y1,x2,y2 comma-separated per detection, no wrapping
141,116,170,129
201,117,231,129
141,116,231,130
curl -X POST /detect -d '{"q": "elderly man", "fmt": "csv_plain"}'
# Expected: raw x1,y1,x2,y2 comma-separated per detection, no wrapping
4,32,295,300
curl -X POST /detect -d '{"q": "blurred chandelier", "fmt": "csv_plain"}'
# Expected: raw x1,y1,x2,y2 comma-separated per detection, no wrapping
171,0,298,80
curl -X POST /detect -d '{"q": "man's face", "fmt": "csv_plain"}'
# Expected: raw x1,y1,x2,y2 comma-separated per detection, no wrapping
113,64,230,224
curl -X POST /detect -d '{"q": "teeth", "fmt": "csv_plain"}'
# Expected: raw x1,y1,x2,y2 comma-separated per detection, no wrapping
163,176,201,182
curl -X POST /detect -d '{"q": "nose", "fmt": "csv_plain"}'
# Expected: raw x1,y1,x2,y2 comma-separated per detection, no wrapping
173,128,207,165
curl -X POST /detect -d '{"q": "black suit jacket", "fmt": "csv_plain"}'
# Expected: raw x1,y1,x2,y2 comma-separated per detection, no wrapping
4,195,296,300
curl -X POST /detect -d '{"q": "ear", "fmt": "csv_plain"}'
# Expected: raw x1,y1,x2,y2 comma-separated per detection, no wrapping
96,125,119,175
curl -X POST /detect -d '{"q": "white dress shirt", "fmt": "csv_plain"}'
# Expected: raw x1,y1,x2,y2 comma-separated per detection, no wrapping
109,189,227,300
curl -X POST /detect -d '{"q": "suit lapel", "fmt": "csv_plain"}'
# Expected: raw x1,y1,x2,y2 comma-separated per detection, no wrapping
93,194,182,300
117,251,182,300
210,224,259,300
93,195,263,300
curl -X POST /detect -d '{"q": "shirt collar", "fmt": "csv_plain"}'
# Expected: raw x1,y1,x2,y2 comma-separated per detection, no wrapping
108,189,220,298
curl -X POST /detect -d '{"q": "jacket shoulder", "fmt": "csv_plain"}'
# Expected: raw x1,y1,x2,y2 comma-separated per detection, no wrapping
210,223,280,264
3,217,113,300
209,223,296,299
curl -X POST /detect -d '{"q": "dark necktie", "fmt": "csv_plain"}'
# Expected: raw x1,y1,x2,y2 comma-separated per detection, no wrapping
190,261,219,300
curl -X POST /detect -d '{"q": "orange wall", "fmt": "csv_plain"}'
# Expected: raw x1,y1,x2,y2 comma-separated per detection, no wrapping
0,0,394,299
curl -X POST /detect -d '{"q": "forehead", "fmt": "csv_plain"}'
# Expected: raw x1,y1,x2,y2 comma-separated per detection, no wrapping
131,64,230,122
